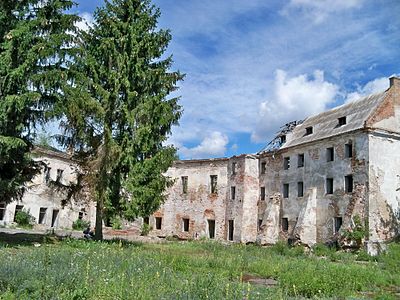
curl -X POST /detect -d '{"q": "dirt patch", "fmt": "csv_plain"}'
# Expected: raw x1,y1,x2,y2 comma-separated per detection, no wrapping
242,274,278,287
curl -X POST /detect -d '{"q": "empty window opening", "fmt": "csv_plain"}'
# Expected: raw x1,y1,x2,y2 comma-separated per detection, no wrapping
260,187,266,201
297,182,304,197
231,186,236,200
334,217,343,233
228,220,234,241
14,205,24,222
345,175,353,193
181,176,188,194
210,175,218,194
51,209,59,227
56,169,64,182
283,183,289,198
280,135,286,144
326,147,334,162
44,166,51,184
143,217,149,225
182,218,190,232
345,143,353,158
298,153,304,167
258,219,263,230
282,218,289,232
78,211,84,220
232,162,237,175
38,207,47,224
155,217,162,230
305,126,313,135
283,157,290,170
326,178,334,194
338,116,347,126
0,203,6,221
261,162,266,174
208,219,215,239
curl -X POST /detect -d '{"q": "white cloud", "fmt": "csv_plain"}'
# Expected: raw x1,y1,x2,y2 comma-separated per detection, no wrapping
252,70,339,142
76,12,94,32
282,0,364,23
345,76,389,103
178,131,229,159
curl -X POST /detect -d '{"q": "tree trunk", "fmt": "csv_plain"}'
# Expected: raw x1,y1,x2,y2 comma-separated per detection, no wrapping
94,195,104,240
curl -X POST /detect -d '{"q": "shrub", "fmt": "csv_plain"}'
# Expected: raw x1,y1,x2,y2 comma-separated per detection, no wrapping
72,219,90,231
15,209,34,228
111,216,122,230
141,223,152,236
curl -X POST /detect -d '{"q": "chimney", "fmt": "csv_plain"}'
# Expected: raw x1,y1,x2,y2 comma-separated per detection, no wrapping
389,76,400,88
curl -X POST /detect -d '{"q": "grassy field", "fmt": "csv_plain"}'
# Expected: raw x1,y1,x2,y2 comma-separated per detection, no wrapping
0,237,399,299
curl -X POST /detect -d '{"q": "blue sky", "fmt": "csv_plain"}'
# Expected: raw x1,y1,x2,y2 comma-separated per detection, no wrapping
72,0,400,159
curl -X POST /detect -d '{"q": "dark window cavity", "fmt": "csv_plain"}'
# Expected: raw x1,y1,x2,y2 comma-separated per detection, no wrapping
208,219,215,239
282,218,289,232
326,147,334,162
38,207,47,224
283,157,290,170
338,116,347,126
228,220,234,241
305,126,313,135
298,153,304,167
210,175,218,194
345,175,353,193
334,217,343,233
345,143,353,158
261,162,266,174
0,203,6,220
297,182,304,197
155,217,162,230
283,183,289,198
183,218,190,232
231,186,236,200
326,178,334,194
56,169,64,182
260,187,265,201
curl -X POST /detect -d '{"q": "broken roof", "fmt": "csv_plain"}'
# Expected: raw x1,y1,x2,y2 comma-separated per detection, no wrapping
261,90,388,152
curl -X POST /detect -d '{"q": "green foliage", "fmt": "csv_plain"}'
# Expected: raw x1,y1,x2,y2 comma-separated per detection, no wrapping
15,209,34,228
341,215,368,247
140,223,152,236
111,216,122,230
0,0,80,203
0,240,399,299
58,0,183,239
72,219,90,231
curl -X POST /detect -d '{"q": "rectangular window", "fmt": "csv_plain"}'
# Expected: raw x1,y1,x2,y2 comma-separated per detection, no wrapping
38,207,47,224
345,143,353,158
181,176,188,194
143,217,149,225
326,178,334,194
261,162,266,174
14,205,24,222
56,169,64,182
44,166,51,184
210,175,218,194
305,126,313,135
280,135,286,144
282,218,289,232
297,182,304,197
231,186,236,200
326,147,334,162
345,175,353,193
232,162,237,175
155,217,162,230
51,209,59,227
78,211,84,220
228,220,234,241
334,217,343,233
283,157,290,170
0,203,6,221
260,187,266,201
297,153,304,167
208,219,215,239
182,218,190,232
338,116,346,126
283,183,289,198
258,219,263,230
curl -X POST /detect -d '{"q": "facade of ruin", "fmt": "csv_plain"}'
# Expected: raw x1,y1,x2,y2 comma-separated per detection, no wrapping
1,77,399,254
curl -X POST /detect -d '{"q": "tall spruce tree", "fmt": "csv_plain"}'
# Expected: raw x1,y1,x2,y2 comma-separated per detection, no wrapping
0,0,80,202
61,0,183,240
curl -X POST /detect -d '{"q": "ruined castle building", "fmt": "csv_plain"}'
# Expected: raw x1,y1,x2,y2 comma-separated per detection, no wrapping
149,76,400,254
0,147,91,229
1,77,399,254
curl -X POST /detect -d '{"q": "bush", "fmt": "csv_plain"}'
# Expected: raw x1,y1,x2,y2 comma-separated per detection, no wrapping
111,216,122,230
141,223,152,236
72,219,90,231
15,209,34,228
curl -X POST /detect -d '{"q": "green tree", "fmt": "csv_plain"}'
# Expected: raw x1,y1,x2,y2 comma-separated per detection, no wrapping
61,0,183,240
0,0,80,203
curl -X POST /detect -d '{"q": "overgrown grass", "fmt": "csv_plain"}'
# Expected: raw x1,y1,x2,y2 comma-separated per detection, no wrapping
0,239,399,299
